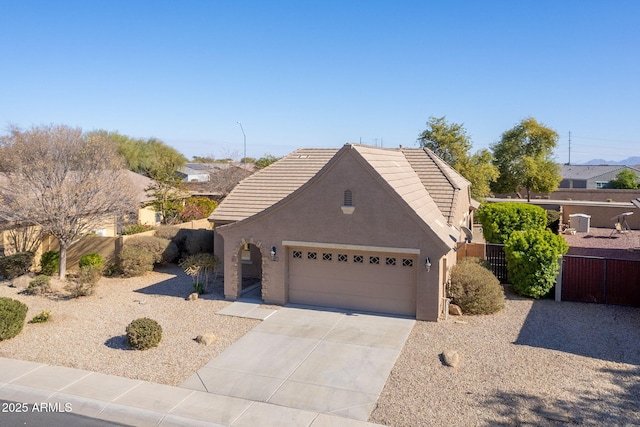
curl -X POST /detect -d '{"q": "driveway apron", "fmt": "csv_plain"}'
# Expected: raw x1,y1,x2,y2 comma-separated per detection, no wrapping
181,305,415,421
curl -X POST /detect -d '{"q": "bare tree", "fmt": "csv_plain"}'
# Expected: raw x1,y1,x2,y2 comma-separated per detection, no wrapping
0,124,138,279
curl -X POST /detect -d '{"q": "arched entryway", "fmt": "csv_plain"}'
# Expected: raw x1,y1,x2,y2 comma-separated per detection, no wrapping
238,242,263,300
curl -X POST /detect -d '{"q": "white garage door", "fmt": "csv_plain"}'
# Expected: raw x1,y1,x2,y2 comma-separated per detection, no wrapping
288,247,417,316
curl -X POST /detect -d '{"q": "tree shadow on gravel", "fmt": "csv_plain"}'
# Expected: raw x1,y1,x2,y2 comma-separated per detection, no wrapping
104,335,133,350
478,366,640,426
133,264,225,300
514,299,640,365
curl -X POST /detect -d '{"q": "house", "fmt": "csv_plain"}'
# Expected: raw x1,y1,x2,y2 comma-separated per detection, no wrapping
560,165,640,189
178,164,211,182
209,144,476,321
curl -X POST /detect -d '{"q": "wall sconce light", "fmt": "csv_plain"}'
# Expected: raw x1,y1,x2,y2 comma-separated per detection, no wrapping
270,246,277,261
425,257,431,272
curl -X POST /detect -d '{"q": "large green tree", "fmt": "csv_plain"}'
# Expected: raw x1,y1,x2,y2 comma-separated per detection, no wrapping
610,169,639,189
418,116,498,200
491,117,562,201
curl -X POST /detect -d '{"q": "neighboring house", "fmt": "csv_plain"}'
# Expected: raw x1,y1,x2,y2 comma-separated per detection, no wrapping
560,165,640,189
209,144,476,321
178,164,211,182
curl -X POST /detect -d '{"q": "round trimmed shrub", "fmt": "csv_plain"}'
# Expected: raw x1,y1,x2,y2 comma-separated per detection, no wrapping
448,258,505,315
477,203,547,244
0,297,28,341
79,253,104,269
126,317,162,350
119,246,155,277
40,250,60,276
0,252,35,279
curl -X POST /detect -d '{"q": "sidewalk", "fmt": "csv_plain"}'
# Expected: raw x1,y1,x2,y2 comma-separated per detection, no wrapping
0,357,383,426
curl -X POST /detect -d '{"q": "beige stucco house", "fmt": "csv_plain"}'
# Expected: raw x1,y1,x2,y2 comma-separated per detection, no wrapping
209,144,475,321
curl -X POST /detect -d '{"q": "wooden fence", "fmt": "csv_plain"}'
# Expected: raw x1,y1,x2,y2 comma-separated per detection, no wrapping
457,243,640,307
562,256,640,307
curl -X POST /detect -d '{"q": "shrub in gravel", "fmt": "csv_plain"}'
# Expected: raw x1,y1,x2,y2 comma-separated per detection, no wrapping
40,250,60,276
29,310,51,324
123,236,178,265
126,317,163,350
505,228,569,299
0,252,35,279
448,257,505,315
0,297,28,341
119,246,156,277
65,265,101,298
79,253,104,269
26,275,52,296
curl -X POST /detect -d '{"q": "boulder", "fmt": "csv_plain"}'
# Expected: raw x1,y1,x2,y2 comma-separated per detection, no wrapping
187,292,199,301
11,273,36,288
449,304,463,316
195,334,217,346
442,349,461,368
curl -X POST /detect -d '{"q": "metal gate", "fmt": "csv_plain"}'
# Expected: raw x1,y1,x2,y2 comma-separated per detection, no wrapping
486,244,508,284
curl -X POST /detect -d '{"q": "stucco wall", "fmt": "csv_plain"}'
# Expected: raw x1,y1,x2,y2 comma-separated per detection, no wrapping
217,150,454,321
563,205,640,229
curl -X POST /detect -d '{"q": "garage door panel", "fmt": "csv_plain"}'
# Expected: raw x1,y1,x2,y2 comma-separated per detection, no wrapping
288,248,416,316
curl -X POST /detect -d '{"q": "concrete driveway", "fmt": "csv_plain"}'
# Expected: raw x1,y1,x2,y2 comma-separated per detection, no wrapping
181,305,415,421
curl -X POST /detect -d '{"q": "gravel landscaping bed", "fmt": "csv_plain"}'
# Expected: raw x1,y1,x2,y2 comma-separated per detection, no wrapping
0,265,259,386
370,290,640,426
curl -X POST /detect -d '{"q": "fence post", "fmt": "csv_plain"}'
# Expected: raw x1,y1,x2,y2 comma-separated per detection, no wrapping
555,256,563,302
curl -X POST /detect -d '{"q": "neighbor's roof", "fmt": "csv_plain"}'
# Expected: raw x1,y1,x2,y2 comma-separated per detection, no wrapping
210,144,470,231
561,165,640,180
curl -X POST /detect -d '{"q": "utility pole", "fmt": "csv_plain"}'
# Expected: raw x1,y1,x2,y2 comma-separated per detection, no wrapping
236,121,246,172
568,131,571,165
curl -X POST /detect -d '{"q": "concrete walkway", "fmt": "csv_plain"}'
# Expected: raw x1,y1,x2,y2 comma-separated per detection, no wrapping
182,305,415,422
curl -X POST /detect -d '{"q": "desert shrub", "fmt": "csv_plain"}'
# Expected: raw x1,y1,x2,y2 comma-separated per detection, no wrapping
183,230,214,256
448,258,505,315
477,203,547,244
178,197,218,222
546,210,561,234
505,228,569,299
65,265,101,298
154,225,181,241
0,297,28,341
40,251,60,276
121,223,154,235
79,253,104,269
180,253,219,294
124,236,176,264
26,275,52,296
119,246,155,277
0,251,35,279
126,317,162,350
29,310,51,324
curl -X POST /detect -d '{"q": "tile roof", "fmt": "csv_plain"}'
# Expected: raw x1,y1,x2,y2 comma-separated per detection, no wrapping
561,165,640,180
210,145,470,235
210,148,339,222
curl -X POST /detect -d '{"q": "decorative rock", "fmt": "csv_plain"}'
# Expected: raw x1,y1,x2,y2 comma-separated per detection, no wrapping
442,349,461,368
449,304,463,316
187,293,199,301
195,334,217,346
538,408,572,423
11,273,35,289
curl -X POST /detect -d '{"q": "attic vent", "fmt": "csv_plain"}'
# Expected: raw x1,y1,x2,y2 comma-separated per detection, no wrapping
341,189,355,214
343,190,353,206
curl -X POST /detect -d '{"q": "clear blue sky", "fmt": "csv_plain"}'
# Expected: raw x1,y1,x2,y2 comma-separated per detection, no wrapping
1,0,639,164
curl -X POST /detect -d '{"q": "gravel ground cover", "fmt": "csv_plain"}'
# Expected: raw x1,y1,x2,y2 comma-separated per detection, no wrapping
370,289,640,426
563,227,640,261
0,265,259,386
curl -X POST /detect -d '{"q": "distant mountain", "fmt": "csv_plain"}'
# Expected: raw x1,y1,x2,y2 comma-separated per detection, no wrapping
581,156,640,166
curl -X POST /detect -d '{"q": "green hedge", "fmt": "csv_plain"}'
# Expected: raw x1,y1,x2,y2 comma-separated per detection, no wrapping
505,228,569,298
477,203,547,244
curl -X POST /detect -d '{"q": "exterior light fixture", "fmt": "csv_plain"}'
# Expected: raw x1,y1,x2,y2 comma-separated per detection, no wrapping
425,257,431,272
270,246,277,261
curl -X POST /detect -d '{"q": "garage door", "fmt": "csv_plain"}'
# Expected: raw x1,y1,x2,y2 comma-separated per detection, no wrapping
288,247,417,316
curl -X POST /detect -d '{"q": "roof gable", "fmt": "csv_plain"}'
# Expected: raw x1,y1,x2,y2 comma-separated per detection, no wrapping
561,165,640,180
